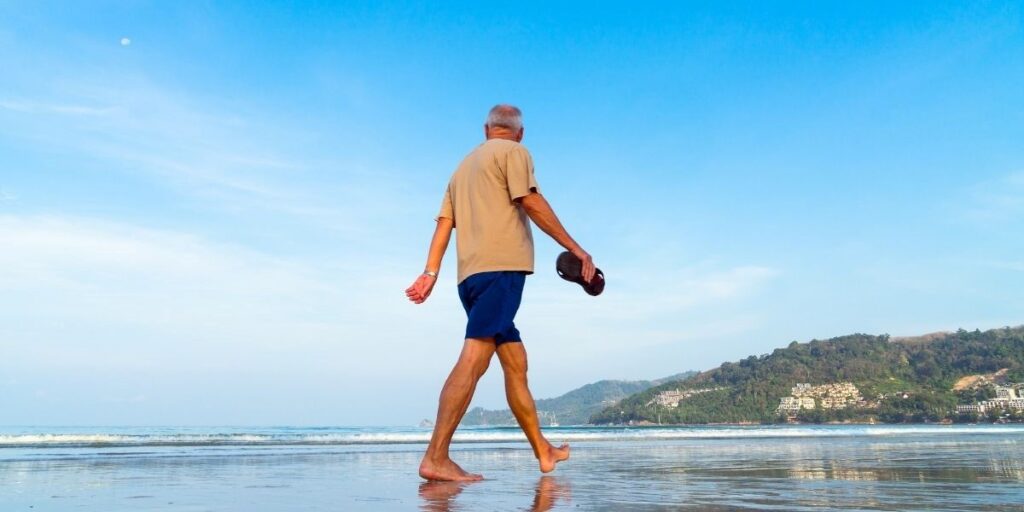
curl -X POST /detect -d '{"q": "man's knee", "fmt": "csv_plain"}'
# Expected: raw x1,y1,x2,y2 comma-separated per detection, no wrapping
451,358,490,387
460,338,495,378
503,366,527,385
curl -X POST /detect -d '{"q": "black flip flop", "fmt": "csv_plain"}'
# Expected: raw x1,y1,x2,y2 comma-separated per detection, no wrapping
556,251,605,296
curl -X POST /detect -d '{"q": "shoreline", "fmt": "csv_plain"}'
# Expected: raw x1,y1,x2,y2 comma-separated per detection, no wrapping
473,419,1024,427
4,427,1023,511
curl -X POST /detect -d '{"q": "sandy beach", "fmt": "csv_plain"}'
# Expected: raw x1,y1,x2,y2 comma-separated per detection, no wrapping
2,425,1024,511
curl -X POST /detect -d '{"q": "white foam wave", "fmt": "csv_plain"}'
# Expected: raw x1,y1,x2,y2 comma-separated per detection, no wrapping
2,425,1022,448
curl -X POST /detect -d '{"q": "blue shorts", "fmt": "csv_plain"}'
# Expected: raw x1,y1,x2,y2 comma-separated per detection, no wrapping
457,271,526,345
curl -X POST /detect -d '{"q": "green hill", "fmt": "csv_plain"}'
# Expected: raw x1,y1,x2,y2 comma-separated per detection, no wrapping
461,372,696,426
590,326,1024,425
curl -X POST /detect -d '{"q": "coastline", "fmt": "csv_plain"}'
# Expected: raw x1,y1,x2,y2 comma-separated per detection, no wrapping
3,425,1022,511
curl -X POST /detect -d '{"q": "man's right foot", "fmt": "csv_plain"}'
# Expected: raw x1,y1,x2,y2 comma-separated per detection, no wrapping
538,442,570,473
419,457,483,481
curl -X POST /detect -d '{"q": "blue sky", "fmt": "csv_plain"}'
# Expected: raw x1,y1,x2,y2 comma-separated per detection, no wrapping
1,1,1023,426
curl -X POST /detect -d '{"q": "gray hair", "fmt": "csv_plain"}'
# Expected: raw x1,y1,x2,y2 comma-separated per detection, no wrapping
485,104,523,131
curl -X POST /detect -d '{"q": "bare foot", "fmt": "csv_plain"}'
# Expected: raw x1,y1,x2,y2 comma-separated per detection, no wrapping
538,442,570,473
419,457,483,481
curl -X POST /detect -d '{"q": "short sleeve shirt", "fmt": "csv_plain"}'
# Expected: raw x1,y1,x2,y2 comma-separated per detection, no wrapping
437,138,540,284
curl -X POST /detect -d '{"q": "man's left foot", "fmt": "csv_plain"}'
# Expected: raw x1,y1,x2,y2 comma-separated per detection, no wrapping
538,442,570,473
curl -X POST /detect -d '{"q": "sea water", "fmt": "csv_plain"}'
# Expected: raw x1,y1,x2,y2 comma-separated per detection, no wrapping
2,424,1023,510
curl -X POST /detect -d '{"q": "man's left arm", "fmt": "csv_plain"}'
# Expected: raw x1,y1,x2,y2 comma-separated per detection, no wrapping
519,192,596,283
405,216,454,304
505,145,597,283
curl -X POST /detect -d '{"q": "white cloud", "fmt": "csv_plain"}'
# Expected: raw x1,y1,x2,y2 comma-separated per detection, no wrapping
0,214,778,413
0,213,491,423
504,256,781,384
526,260,779,324
962,170,1024,224
0,215,417,374
987,260,1024,272
0,99,112,116
0,79,415,238
2,87,287,198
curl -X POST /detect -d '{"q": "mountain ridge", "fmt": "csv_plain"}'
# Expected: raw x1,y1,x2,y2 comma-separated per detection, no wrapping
460,371,697,426
591,325,1024,424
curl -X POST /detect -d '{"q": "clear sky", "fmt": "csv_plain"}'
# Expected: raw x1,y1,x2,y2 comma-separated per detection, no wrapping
2,1,1023,426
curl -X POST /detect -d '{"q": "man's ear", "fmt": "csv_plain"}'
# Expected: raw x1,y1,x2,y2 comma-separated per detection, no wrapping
516,127,525,142
484,124,490,139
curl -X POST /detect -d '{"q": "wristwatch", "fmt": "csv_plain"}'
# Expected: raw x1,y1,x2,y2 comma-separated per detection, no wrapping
423,270,438,278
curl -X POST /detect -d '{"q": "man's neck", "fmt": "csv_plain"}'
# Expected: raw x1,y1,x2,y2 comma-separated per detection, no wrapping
484,125,523,142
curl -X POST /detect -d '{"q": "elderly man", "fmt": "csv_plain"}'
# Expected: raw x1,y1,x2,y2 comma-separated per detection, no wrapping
406,104,597,482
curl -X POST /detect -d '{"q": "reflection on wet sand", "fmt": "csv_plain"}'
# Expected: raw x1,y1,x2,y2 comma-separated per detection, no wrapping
3,430,1022,511
559,437,1024,511
530,476,571,511
418,481,467,512
418,476,571,512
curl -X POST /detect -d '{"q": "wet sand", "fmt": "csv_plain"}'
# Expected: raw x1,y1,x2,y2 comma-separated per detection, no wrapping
2,430,1023,511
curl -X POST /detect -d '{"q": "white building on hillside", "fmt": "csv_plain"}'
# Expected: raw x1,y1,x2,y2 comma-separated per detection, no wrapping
783,382,863,410
956,404,986,414
777,396,816,414
995,386,1020,400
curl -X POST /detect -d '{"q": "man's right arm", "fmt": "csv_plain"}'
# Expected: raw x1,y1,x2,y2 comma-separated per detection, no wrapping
405,216,454,304
518,192,596,283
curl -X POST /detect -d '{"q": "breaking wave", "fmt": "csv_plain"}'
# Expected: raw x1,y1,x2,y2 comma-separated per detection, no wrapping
3,424,1023,448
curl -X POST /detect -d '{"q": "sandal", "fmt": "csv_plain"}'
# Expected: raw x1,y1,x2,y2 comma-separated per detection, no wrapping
556,251,605,296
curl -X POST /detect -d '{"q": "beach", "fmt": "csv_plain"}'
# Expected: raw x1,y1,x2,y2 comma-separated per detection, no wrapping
2,425,1023,511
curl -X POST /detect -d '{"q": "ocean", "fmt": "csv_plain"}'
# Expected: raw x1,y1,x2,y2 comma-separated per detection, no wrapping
2,424,1023,511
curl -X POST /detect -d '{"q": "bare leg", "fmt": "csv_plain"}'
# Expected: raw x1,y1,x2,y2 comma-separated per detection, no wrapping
420,338,496,481
496,342,570,473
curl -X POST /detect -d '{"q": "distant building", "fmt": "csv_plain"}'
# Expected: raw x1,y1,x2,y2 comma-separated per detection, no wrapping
776,395,817,414
995,386,1020,400
981,400,1002,411
960,384,1024,413
649,387,724,408
781,382,863,412
652,390,686,407
956,404,985,414
980,397,1024,412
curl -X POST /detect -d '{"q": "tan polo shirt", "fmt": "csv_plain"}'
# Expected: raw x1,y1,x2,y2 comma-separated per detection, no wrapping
437,138,540,284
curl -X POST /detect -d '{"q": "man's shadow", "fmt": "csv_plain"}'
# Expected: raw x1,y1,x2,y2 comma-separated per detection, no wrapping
418,476,571,512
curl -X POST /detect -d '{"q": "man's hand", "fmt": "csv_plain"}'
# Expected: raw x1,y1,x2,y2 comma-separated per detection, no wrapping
405,273,438,304
572,247,596,283
408,218,452,305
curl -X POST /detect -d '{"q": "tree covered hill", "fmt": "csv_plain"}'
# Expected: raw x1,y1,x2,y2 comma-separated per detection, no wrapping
590,326,1024,425
461,372,696,426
